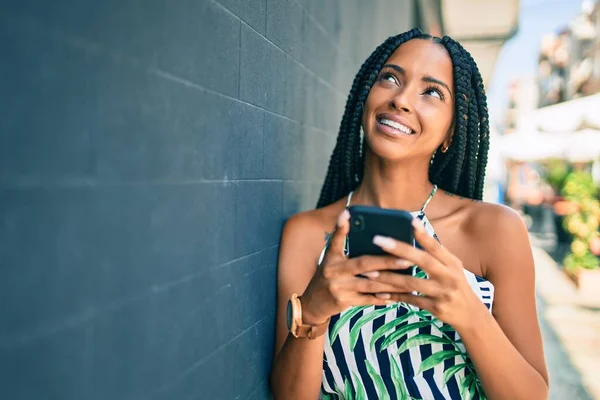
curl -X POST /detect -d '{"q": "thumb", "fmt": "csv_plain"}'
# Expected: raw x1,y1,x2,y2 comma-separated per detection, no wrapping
328,209,350,258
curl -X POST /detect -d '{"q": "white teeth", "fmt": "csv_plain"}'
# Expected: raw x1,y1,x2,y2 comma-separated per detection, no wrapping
379,118,413,134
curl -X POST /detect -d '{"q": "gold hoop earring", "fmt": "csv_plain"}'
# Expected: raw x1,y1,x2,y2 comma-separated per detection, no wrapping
441,144,449,153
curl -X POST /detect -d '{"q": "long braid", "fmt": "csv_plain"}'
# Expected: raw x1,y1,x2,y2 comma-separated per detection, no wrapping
317,30,490,208
317,28,422,207
464,74,481,196
431,36,490,199
466,50,486,198
471,57,491,200
439,39,471,193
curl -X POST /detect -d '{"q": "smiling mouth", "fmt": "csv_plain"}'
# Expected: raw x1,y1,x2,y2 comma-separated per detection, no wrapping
376,117,415,135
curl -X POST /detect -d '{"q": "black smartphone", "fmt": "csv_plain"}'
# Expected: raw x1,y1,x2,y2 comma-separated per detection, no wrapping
347,205,415,275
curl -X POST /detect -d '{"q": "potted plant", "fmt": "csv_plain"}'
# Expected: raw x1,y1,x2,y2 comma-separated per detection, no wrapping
561,169,600,295
545,160,573,259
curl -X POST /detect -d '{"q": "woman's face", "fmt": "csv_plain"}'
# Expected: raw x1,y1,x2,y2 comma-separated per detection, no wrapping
361,39,455,162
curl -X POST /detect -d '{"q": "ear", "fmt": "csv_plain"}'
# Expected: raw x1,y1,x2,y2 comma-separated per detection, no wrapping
442,121,455,149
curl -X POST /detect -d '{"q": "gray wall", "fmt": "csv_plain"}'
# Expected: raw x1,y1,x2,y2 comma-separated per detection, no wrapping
0,1,415,399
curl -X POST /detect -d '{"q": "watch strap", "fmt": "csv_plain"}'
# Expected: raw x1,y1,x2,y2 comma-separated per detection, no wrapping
295,319,330,340
289,293,330,339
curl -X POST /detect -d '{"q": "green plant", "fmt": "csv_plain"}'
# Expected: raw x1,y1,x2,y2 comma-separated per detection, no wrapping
544,159,571,192
561,170,600,271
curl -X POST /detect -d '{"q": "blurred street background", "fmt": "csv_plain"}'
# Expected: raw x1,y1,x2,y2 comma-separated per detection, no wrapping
489,1,600,399
1,0,599,399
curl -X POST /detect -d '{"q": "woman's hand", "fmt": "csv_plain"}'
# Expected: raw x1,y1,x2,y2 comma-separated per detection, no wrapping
367,218,487,332
300,210,412,324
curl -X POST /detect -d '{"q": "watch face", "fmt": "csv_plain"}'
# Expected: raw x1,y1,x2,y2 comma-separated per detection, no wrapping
286,299,293,330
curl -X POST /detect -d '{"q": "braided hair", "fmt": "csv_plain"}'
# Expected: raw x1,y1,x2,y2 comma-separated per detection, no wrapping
316,28,490,208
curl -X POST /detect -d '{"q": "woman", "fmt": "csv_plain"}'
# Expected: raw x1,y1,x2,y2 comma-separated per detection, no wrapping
270,29,548,400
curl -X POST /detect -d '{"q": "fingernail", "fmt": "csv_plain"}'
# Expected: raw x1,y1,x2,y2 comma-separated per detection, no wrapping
362,271,379,279
412,218,425,232
396,259,413,267
337,209,350,227
373,235,396,249
376,293,391,299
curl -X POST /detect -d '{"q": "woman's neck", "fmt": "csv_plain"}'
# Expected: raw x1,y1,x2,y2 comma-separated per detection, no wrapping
352,156,435,212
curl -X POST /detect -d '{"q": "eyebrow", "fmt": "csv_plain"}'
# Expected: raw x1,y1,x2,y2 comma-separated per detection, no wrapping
382,63,454,98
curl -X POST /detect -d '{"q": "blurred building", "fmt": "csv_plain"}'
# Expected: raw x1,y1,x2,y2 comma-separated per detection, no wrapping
538,0,600,107
530,0,600,164
505,77,539,134
502,77,541,210
500,1,600,235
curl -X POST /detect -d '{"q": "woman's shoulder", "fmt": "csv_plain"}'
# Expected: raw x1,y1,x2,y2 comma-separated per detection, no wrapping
280,197,348,254
277,198,348,280
437,190,524,234
465,200,526,236
462,199,531,277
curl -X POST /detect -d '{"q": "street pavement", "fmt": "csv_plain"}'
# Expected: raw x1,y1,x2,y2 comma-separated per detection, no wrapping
531,235,600,400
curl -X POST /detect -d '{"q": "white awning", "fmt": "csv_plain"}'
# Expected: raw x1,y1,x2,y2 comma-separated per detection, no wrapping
498,130,565,162
563,128,600,162
534,93,600,132
498,127,600,162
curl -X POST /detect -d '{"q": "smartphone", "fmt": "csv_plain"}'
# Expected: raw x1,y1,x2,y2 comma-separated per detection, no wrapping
347,205,415,275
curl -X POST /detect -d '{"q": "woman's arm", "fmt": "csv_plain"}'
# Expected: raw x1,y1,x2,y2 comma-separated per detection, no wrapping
270,211,403,399
270,214,327,400
367,204,549,399
457,205,549,399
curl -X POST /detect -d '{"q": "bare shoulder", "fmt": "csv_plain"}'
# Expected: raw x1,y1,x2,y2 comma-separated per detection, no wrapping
437,190,527,236
281,201,343,251
275,198,347,315
464,201,532,278
279,198,347,275
466,201,528,239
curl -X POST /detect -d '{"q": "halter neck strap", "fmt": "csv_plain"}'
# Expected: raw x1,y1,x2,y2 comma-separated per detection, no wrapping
346,191,353,207
420,184,437,213
345,184,437,213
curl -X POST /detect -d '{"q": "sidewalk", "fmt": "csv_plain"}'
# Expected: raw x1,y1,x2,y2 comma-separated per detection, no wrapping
531,236,600,400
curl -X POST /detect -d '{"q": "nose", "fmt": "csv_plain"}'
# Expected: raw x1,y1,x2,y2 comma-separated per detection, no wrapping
389,87,414,114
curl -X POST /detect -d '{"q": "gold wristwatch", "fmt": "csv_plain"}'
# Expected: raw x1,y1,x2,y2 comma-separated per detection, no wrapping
286,293,329,339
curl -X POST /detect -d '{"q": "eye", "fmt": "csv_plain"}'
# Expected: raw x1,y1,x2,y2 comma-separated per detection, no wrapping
423,85,445,101
379,72,398,85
